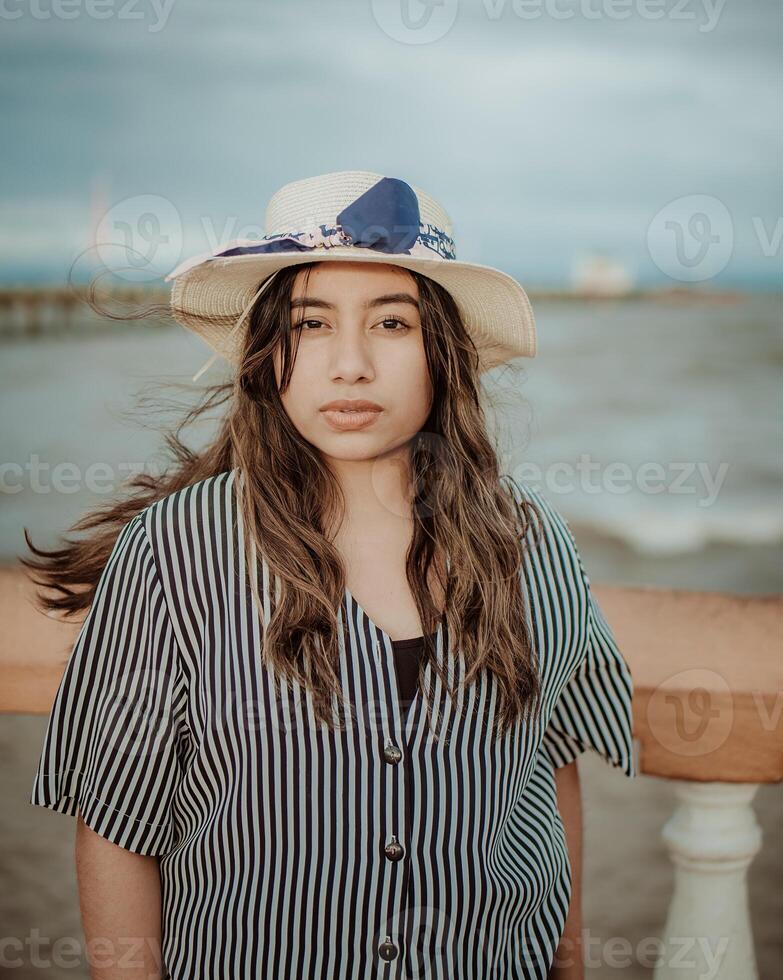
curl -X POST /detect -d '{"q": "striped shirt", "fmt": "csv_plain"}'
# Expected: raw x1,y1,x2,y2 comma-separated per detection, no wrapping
30,468,637,979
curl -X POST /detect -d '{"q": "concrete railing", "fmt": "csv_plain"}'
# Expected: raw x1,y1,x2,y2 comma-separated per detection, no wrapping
3,565,781,978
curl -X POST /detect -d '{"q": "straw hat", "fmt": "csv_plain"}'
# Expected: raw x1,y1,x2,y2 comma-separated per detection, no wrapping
164,170,537,381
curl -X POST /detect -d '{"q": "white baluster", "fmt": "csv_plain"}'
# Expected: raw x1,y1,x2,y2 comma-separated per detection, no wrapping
654,781,762,980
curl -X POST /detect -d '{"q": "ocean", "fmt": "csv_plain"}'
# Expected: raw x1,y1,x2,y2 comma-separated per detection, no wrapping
2,292,781,592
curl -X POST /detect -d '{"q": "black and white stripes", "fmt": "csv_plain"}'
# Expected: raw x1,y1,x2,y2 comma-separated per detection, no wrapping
31,468,636,979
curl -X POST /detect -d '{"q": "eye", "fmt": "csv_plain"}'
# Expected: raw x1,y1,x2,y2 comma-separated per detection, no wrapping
375,317,410,333
291,318,325,332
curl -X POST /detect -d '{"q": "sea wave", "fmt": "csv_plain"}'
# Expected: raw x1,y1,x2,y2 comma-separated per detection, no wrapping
571,506,783,556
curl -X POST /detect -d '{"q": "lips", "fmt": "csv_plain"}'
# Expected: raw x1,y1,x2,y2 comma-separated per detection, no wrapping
319,399,383,413
319,399,383,432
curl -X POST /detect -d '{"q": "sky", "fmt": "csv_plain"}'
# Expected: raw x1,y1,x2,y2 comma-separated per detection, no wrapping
1,0,781,289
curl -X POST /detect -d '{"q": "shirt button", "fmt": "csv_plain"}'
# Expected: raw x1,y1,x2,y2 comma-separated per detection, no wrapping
383,740,402,764
384,836,404,861
378,936,398,961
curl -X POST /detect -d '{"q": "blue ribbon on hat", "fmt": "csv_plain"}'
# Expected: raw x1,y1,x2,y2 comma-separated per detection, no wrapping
215,177,456,261
187,177,455,382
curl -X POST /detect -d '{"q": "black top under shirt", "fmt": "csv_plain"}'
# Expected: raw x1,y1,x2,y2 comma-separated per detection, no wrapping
390,632,437,716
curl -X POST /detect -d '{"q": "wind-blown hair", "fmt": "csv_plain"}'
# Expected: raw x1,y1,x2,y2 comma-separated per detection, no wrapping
22,261,545,738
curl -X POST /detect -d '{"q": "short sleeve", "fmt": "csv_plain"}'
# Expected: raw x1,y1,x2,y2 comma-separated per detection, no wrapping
539,533,638,777
30,514,187,856
508,478,638,779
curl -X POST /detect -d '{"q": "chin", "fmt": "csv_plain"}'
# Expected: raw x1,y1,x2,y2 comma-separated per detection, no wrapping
319,437,386,460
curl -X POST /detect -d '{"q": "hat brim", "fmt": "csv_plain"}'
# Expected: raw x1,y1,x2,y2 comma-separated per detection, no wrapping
168,247,537,373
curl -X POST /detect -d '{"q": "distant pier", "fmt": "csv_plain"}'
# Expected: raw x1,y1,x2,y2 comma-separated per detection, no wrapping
0,284,170,339
0,283,745,341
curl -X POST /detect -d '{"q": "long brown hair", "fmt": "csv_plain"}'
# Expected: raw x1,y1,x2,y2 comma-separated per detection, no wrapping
21,261,545,738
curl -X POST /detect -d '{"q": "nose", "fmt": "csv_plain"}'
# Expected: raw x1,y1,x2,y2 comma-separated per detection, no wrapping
328,324,375,383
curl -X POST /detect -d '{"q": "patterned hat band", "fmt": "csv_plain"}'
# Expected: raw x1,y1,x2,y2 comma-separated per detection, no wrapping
215,218,456,262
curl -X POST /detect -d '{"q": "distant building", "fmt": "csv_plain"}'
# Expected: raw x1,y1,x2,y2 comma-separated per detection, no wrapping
571,252,634,297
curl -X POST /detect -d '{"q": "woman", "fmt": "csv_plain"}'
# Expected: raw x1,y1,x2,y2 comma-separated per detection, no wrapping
25,171,636,980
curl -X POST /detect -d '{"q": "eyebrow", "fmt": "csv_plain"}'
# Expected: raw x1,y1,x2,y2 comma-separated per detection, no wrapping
290,292,420,312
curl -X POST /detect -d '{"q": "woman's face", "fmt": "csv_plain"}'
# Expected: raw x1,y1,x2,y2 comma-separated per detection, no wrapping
273,261,433,463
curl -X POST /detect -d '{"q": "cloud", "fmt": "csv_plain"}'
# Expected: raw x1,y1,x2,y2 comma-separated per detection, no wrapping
1,0,781,285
